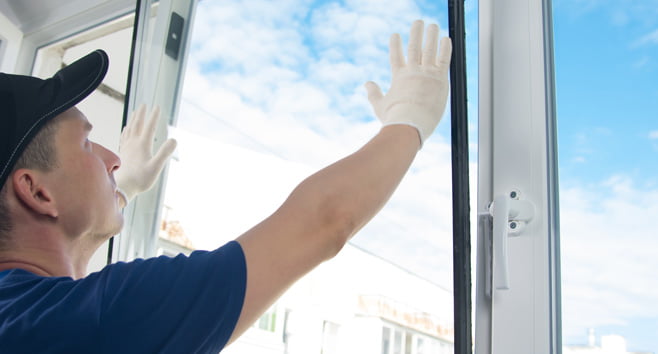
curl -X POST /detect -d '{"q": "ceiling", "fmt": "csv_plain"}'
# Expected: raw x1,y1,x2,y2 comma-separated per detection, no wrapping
0,0,135,35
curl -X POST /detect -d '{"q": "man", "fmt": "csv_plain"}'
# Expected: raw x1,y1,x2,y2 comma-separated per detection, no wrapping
0,20,451,353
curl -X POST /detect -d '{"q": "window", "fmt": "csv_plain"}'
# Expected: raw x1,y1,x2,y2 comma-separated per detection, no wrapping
321,321,339,354
381,324,453,354
256,307,277,333
394,329,403,354
130,1,462,353
474,0,560,352
1,0,478,353
416,337,425,354
405,332,413,354
475,0,658,353
382,327,391,354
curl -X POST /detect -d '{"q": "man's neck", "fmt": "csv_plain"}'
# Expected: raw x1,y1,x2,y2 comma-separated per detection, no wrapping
0,260,60,277
0,231,92,279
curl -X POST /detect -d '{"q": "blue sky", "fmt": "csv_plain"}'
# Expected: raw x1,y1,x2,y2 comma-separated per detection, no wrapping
167,0,658,352
551,1,658,352
553,0,658,185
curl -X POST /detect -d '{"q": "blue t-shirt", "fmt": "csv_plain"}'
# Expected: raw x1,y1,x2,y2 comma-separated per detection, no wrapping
0,240,247,354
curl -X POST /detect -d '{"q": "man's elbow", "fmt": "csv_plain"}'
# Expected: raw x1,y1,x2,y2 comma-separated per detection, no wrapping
287,180,360,261
316,196,360,261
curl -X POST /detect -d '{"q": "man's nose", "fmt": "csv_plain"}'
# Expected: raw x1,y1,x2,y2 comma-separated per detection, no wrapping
93,142,121,173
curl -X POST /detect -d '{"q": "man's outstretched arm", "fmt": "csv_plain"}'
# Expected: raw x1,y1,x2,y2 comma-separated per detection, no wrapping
231,19,452,343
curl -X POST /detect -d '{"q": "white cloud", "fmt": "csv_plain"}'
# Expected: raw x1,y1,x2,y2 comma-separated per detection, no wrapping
180,0,455,163
649,130,658,140
632,28,658,48
163,129,313,249
632,55,650,69
560,176,658,342
555,0,658,32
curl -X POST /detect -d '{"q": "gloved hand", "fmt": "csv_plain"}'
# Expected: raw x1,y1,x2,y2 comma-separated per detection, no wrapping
115,104,177,208
365,19,452,147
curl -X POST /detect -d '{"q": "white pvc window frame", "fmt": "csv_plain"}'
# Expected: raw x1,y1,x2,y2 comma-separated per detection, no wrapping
475,0,561,353
7,0,136,75
116,0,198,261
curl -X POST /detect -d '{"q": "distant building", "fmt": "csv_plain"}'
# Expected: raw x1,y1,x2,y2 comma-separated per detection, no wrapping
564,329,653,354
159,218,455,354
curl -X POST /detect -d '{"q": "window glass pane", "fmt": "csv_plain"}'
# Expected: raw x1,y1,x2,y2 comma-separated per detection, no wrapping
416,337,425,354
393,329,403,354
553,1,658,353
322,321,340,354
159,0,462,352
404,332,412,354
382,327,391,354
256,307,276,332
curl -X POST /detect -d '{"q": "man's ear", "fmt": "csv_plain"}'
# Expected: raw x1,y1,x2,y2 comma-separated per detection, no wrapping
11,169,58,218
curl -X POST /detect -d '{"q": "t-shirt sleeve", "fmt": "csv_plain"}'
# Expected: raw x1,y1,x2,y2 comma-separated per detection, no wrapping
93,240,247,354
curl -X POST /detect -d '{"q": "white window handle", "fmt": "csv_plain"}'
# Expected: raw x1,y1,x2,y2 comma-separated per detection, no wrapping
489,192,535,290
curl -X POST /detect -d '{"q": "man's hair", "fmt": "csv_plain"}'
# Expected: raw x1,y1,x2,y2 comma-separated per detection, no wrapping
0,119,60,248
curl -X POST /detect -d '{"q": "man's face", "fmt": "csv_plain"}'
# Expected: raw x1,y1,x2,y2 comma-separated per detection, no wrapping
44,107,123,242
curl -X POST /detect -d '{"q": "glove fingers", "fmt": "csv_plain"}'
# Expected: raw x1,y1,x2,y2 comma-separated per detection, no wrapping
151,138,178,171
364,81,385,122
123,105,139,137
129,104,147,136
145,105,161,147
422,23,439,66
407,19,424,66
364,81,383,103
389,33,404,73
436,37,453,77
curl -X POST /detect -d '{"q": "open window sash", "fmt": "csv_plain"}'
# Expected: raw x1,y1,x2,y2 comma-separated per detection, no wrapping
475,0,562,353
114,0,197,262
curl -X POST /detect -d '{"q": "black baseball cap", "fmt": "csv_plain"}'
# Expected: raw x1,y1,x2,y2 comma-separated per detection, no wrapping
0,49,109,189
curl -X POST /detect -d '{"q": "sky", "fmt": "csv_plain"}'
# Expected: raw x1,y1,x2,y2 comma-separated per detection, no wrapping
552,0,658,351
161,0,657,352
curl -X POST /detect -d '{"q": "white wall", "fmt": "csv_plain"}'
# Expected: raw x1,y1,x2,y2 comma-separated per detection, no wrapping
0,9,23,73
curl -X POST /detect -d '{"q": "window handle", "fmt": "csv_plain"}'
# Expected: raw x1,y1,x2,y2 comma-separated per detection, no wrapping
488,192,535,290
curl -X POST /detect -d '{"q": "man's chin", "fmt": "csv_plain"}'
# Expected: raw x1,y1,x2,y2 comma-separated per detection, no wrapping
111,215,125,236
100,214,124,241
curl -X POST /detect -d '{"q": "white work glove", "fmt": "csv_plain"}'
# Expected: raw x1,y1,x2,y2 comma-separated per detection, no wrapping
365,19,452,148
115,104,177,208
